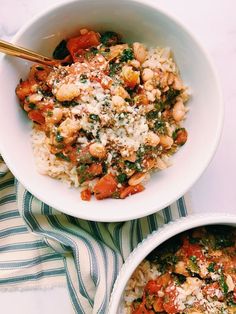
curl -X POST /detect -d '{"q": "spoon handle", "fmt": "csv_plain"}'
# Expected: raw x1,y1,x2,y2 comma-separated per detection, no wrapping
0,39,54,66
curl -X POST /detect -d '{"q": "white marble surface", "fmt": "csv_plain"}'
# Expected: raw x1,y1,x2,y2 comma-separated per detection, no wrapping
0,0,235,313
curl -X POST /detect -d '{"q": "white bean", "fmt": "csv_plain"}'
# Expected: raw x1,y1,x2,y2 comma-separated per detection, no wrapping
142,68,154,82
172,100,186,122
133,42,147,64
47,108,63,124
89,143,106,159
145,132,160,147
128,172,146,186
113,86,130,99
56,83,80,102
156,157,167,170
144,80,154,91
159,135,174,149
112,95,126,112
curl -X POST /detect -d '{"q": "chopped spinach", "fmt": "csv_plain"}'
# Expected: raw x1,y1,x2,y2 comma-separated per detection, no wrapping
220,273,229,295
146,110,159,120
36,66,44,71
165,88,180,104
146,235,182,272
53,40,70,60
174,273,186,285
28,103,36,109
100,31,121,47
207,262,216,273
206,225,235,249
91,47,99,54
102,161,108,174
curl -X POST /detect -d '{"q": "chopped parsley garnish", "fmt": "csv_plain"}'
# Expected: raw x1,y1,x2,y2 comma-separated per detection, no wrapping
56,132,64,143
188,255,199,273
154,102,165,112
189,255,197,263
117,173,128,184
109,62,121,76
154,120,166,133
55,152,70,162
47,111,53,117
80,74,88,83
125,160,142,172
85,47,99,60
172,128,183,140
90,47,99,55
120,48,134,62
89,114,100,122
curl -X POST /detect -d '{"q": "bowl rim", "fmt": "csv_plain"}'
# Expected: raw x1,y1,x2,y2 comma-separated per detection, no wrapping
0,0,224,222
108,213,236,313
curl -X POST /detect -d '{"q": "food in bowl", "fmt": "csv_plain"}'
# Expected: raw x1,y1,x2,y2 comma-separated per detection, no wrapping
15,28,189,201
124,225,236,313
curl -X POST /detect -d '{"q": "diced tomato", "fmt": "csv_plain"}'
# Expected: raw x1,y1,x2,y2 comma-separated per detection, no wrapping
175,128,188,146
135,94,149,106
93,174,118,200
203,282,223,300
158,273,172,287
67,31,100,62
77,146,93,164
145,280,161,295
40,104,54,112
153,297,164,312
132,303,150,314
91,73,112,89
145,274,171,296
88,163,103,176
64,145,78,164
81,189,91,201
15,80,33,100
119,184,145,199
28,110,45,125
163,283,179,314
181,238,204,260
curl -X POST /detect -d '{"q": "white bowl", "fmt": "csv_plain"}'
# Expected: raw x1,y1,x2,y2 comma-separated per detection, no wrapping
108,213,236,313
0,0,223,222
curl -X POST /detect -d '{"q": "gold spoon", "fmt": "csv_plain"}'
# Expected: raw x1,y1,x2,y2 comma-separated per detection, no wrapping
0,39,57,66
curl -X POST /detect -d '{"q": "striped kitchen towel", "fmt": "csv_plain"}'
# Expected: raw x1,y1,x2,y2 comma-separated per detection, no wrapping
0,157,190,314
